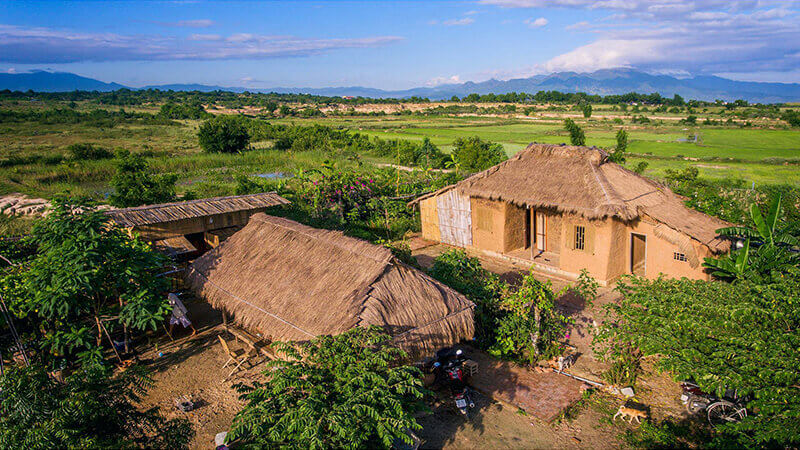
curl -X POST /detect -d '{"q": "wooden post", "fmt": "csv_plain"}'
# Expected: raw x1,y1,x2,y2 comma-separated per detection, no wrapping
100,320,124,363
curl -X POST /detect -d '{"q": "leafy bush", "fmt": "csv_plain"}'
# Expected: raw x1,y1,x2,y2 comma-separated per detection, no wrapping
489,272,572,364
228,327,426,449
109,150,177,207
67,143,113,161
198,115,250,153
428,249,506,348
451,136,507,172
781,109,800,127
158,100,210,119
596,274,800,447
0,358,193,448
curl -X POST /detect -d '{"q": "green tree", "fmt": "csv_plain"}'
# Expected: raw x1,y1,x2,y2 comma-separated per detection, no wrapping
608,129,628,163
563,118,586,146
0,358,193,449
451,136,507,172
780,109,800,127
595,275,800,447
197,115,250,153
228,327,426,449
489,271,571,364
582,103,592,118
109,150,177,207
16,198,172,355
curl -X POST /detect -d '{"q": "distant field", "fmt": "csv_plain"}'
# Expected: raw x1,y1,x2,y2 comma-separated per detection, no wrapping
275,115,800,185
1,101,799,200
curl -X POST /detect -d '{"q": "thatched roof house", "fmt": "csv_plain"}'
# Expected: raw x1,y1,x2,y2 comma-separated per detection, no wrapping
185,213,474,358
413,143,731,283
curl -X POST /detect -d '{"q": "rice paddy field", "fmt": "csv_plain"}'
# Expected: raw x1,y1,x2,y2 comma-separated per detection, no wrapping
1,99,799,202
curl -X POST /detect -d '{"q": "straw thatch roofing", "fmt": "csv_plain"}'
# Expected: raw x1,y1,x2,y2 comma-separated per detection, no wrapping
106,192,290,228
432,143,730,252
185,213,474,357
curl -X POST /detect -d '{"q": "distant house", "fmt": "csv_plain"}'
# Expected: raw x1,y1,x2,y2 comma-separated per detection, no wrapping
107,192,290,258
412,144,730,284
185,213,474,358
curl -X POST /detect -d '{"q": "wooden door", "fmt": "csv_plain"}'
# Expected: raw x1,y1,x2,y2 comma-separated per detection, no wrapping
631,233,647,276
524,208,531,249
535,211,546,252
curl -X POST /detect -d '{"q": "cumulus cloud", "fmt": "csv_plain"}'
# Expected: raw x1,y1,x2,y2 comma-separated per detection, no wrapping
525,17,549,28
481,0,800,77
442,18,475,26
0,25,404,63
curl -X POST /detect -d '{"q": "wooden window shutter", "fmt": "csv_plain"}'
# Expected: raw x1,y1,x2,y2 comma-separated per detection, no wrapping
586,224,596,255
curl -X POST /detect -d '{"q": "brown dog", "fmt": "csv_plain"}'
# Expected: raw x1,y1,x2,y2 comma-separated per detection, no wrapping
613,404,648,424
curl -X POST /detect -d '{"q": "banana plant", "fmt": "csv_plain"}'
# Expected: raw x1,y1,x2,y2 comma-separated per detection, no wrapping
703,238,751,281
716,194,799,247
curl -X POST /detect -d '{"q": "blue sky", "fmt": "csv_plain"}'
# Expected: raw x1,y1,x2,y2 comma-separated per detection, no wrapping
1,0,799,89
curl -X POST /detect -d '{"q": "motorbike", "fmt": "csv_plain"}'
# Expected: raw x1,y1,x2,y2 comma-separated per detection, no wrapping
680,381,747,428
429,347,476,417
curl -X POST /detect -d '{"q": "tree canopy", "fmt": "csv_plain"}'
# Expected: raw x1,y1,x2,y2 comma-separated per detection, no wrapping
0,356,192,449
228,327,427,449
596,274,800,447
564,118,586,146
450,136,507,172
5,198,172,357
197,115,250,153
109,150,177,207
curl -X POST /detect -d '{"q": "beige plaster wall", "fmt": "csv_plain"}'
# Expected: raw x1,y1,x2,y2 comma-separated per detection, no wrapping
470,197,507,253
559,215,614,281
625,219,712,281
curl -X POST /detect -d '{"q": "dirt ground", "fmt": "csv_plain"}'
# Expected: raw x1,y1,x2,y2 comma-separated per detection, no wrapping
136,240,693,449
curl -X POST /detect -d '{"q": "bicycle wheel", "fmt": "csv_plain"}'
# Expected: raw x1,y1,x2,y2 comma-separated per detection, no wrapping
707,400,746,428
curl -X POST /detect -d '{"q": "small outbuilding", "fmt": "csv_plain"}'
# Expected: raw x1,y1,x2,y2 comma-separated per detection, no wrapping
412,143,731,284
185,213,475,358
106,192,290,257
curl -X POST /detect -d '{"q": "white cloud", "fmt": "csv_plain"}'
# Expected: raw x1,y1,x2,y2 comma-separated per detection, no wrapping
427,75,462,86
0,25,405,63
481,0,800,78
525,17,549,28
442,18,475,26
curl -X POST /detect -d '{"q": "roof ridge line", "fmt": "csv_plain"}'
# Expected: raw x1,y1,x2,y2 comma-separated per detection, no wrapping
109,191,283,213
252,214,393,266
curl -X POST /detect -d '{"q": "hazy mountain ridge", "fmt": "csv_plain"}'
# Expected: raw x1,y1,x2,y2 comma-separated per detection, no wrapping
2,69,799,102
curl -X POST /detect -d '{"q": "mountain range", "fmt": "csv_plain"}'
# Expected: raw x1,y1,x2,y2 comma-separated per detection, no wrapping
2,69,799,103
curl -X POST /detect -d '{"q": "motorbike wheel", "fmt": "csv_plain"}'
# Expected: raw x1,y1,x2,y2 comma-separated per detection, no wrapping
707,400,747,428
685,395,708,415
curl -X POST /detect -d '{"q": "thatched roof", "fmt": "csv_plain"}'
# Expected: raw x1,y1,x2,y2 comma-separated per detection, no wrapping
437,143,730,253
106,193,290,228
185,213,474,358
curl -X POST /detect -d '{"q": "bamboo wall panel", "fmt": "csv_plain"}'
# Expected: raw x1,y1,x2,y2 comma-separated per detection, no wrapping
436,190,472,247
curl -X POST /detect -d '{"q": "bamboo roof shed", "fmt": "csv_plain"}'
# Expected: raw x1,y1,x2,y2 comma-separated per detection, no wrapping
185,213,475,358
106,192,290,242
